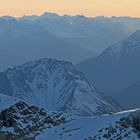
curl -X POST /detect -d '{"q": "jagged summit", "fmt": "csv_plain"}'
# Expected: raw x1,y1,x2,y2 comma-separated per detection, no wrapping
6,57,74,73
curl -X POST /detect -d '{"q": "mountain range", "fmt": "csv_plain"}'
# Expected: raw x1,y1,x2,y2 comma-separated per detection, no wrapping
19,13,140,53
0,12,140,139
0,16,95,70
1,13,140,70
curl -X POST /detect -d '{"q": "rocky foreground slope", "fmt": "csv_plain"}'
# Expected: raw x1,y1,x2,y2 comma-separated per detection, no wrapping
0,94,140,140
0,94,69,140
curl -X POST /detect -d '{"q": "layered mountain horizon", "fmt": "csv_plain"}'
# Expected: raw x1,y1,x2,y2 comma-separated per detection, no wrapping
0,11,140,140
0,12,140,70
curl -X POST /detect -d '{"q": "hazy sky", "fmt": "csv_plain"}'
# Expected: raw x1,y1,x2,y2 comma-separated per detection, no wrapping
0,0,140,17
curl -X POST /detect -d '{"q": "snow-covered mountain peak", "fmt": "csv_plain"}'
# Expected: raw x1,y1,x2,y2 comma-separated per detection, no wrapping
0,58,122,116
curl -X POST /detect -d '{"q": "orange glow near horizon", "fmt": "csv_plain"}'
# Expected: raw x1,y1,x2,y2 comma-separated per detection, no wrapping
0,0,140,18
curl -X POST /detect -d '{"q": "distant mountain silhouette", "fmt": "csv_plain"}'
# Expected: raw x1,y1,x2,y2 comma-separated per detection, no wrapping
77,30,140,94
0,17,95,70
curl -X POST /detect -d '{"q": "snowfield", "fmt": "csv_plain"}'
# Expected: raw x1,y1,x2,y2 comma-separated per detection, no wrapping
37,109,140,140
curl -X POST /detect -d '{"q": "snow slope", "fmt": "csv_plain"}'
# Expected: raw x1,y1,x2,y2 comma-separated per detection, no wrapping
37,109,140,140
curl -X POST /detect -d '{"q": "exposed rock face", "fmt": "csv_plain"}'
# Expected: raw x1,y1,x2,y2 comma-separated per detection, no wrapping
0,101,68,140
